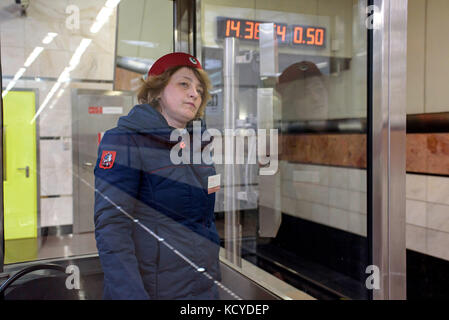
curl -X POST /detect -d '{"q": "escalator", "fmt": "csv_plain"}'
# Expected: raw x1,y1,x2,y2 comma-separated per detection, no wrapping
0,255,280,300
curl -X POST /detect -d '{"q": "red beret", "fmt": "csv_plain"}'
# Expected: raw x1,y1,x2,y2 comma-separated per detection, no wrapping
147,52,203,77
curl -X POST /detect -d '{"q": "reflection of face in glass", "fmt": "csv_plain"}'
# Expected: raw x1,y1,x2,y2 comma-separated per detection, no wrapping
158,67,204,128
305,75,328,112
277,61,328,121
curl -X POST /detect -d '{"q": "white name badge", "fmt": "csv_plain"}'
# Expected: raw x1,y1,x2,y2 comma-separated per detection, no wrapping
208,174,221,194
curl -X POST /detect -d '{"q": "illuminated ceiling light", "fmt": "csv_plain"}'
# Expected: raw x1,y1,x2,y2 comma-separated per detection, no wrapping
69,38,92,69
32,37,91,124
2,80,17,98
42,32,58,44
13,67,27,81
96,7,113,22
24,47,44,67
90,2,117,34
49,83,69,109
121,40,158,48
31,81,62,123
57,67,71,83
56,89,65,98
316,62,328,69
90,20,104,34
105,0,121,9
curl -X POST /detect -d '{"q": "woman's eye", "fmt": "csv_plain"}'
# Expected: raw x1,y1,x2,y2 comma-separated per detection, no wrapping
180,82,189,88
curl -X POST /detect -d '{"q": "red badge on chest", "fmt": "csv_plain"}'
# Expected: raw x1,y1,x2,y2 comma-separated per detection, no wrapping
99,151,117,169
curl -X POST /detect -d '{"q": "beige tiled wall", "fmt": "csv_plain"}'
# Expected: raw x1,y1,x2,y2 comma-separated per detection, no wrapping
406,174,449,261
280,161,449,262
406,0,426,114
280,161,367,237
407,0,449,114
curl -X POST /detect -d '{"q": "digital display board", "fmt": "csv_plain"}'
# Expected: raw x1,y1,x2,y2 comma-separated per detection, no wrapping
216,16,326,48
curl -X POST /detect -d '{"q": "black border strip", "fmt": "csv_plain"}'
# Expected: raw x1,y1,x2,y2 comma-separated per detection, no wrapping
367,0,374,301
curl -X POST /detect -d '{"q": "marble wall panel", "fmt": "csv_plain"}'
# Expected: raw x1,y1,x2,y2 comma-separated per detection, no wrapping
406,199,427,228
295,199,313,221
36,82,72,137
40,139,72,170
23,5,67,50
427,176,449,206
0,17,26,48
310,203,329,226
40,167,73,196
294,182,329,205
406,134,449,176
36,49,72,79
328,166,349,189
348,190,366,215
348,168,366,193
114,67,144,92
328,187,350,211
426,134,449,175
281,196,296,217
406,224,427,254
1,0,117,80
427,229,449,261
69,51,115,81
406,134,427,173
280,134,367,169
1,47,25,76
329,207,349,232
282,133,449,177
280,162,369,236
347,212,366,237
427,203,449,233
40,196,73,227
406,174,427,201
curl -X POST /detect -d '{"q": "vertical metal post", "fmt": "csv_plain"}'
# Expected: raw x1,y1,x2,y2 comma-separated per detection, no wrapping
223,37,241,266
173,0,195,54
371,0,407,299
257,23,282,238
258,23,278,77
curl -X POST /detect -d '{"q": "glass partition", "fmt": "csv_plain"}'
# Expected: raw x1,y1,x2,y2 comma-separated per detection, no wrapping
0,0,169,266
198,0,370,299
0,0,408,301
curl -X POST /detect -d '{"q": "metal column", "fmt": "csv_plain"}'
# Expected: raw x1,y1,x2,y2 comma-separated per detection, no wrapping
371,0,408,300
223,37,241,267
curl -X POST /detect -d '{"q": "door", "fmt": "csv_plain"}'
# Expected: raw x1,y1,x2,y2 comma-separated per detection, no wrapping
3,90,38,240
72,90,135,234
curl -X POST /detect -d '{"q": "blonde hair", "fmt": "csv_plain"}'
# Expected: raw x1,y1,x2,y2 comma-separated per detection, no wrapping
137,66,211,119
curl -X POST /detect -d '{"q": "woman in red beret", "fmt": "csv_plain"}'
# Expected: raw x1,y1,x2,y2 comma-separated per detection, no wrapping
94,52,221,300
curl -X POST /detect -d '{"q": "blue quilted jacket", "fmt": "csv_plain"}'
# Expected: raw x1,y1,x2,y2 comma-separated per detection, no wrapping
94,104,221,300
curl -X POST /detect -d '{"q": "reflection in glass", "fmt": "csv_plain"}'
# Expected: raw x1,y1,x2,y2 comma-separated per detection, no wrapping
201,0,368,299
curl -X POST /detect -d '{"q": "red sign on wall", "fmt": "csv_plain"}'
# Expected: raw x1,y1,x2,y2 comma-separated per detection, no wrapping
88,106,103,114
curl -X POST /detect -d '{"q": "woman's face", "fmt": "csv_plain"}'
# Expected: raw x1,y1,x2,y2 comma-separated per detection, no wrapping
158,67,204,128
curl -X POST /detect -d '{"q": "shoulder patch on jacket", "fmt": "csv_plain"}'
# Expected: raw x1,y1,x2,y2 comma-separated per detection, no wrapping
99,150,117,169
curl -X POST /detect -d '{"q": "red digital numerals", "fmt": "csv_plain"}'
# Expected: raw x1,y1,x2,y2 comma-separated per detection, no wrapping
219,17,325,48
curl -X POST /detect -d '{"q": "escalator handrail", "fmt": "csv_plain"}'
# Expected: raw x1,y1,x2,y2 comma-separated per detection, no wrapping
0,263,66,297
